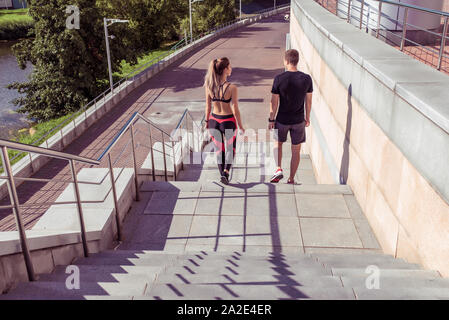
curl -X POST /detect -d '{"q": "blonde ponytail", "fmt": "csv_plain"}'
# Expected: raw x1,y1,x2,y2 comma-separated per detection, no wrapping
204,58,230,97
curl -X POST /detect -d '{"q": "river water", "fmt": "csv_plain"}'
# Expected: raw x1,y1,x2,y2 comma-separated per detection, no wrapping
0,41,32,139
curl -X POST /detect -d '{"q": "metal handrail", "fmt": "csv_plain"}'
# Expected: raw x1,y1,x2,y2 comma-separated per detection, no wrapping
318,0,449,72
97,112,171,162
0,139,99,165
0,139,101,283
376,0,449,17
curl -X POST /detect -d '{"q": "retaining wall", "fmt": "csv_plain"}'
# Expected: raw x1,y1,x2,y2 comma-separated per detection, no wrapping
291,0,449,276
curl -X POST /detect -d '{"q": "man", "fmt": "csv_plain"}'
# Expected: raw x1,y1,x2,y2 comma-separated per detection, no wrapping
268,49,313,184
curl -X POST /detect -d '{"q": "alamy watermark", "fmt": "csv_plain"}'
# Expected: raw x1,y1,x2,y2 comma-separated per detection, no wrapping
365,265,380,289
65,265,80,290
65,5,80,30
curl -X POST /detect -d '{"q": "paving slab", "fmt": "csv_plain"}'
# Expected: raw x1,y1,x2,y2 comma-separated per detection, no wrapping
300,218,363,248
120,214,193,246
186,215,245,246
296,194,351,218
194,192,299,216
200,181,295,193
245,216,303,247
144,191,199,215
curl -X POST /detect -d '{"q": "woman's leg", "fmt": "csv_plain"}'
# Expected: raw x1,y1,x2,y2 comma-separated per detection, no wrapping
208,118,225,174
224,121,237,172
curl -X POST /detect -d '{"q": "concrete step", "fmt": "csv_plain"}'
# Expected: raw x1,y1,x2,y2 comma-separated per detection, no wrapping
50,264,163,277
73,256,179,267
155,273,343,287
162,265,332,276
332,268,441,279
177,258,322,269
1,280,148,299
93,250,313,262
323,260,420,270
38,272,155,284
314,255,419,269
353,287,449,300
143,283,356,300
341,275,449,289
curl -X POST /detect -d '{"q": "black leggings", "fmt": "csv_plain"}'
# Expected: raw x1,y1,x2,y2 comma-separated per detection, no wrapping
208,113,237,174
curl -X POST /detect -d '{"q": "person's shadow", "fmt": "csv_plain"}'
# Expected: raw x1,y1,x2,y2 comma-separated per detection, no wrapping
340,84,352,184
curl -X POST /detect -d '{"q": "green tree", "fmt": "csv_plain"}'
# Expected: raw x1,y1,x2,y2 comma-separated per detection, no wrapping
9,0,114,121
181,0,236,37
8,0,158,122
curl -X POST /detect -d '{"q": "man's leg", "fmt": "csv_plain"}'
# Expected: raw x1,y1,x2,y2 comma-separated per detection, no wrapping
274,141,283,169
288,122,306,183
289,143,301,182
271,122,287,183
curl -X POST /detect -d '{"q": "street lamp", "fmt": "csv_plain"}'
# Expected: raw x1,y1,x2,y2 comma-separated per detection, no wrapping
104,18,129,94
240,0,242,19
189,0,204,43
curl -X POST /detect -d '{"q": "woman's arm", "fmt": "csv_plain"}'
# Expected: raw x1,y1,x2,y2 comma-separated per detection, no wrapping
231,85,244,131
205,87,212,126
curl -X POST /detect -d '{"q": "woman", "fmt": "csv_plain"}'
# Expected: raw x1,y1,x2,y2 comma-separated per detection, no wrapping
204,57,245,185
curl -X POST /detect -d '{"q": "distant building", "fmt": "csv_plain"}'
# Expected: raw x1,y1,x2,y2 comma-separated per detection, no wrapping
1,0,27,9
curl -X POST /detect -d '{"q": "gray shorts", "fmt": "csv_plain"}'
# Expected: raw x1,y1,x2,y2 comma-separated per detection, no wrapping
274,121,306,145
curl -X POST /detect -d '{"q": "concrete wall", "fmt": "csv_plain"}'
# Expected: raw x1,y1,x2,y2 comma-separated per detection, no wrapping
291,0,449,276
444,0,449,12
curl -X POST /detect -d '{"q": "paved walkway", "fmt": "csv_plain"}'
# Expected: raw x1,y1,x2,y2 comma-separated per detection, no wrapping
0,12,290,231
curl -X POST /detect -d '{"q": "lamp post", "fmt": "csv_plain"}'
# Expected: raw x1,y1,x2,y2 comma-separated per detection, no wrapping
189,0,204,43
104,18,129,94
240,0,242,18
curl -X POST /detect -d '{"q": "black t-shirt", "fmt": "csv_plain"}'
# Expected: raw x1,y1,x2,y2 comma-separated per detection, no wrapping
271,71,313,125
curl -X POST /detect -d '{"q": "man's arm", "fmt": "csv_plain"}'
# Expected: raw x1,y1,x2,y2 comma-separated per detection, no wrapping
269,93,279,129
305,92,312,127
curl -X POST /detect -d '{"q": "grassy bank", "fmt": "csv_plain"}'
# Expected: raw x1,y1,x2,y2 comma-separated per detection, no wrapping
0,9,34,40
117,41,177,77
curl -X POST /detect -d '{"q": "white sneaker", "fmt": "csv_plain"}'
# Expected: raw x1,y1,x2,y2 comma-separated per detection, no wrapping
270,168,284,183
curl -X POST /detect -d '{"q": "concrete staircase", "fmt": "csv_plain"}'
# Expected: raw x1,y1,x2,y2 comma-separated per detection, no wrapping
1,250,449,300
1,141,448,299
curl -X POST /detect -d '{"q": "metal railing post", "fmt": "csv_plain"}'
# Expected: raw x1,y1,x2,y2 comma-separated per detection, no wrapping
69,159,89,258
185,115,190,151
376,1,383,38
28,153,34,173
161,133,168,181
347,0,352,23
400,7,409,51
130,125,140,201
172,140,177,181
0,146,36,282
438,16,448,70
359,0,365,29
149,127,156,181
107,153,122,241
179,124,184,171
